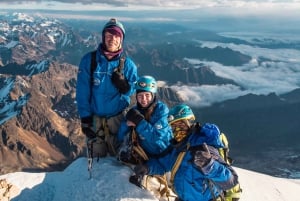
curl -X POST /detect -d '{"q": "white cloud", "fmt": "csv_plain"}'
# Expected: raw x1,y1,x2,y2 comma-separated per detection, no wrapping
175,36,300,106
171,84,247,107
0,157,299,201
1,0,300,17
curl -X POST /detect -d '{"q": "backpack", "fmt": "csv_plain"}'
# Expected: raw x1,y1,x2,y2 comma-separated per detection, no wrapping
170,123,242,201
218,132,233,165
217,132,242,201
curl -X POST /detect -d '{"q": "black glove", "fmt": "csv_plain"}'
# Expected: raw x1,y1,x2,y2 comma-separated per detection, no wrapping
129,164,149,188
81,116,96,139
129,174,143,188
111,70,130,94
133,164,149,177
192,143,212,168
126,109,144,125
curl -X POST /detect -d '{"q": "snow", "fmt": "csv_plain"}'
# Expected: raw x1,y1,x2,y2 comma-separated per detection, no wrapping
25,60,50,76
1,157,299,201
0,78,30,125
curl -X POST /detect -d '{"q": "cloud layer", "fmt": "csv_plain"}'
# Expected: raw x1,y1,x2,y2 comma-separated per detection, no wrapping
172,32,300,107
1,0,300,14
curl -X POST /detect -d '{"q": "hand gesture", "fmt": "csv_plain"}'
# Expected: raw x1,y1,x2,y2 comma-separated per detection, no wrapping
111,70,130,94
126,109,144,126
192,143,212,168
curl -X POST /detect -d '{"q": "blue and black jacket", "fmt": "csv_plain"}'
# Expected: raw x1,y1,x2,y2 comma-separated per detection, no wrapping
146,123,237,201
117,101,173,156
76,46,138,118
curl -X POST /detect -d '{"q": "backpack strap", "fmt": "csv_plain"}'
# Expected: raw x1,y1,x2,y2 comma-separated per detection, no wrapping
91,51,126,82
90,50,97,84
144,100,157,121
170,143,190,189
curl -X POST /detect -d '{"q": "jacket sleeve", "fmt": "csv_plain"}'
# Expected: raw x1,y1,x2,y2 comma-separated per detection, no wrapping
117,118,131,142
76,52,92,118
135,102,173,154
122,57,138,97
146,150,175,175
194,146,238,191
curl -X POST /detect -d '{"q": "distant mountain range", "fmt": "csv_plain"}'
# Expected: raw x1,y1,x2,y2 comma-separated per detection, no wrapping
197,89,300,178
0,12,299,178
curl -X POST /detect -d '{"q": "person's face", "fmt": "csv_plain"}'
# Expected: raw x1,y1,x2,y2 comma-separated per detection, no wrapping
104,31,122,52
136,92,153,108
171,120,190,142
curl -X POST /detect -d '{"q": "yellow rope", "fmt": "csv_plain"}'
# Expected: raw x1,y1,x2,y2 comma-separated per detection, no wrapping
131,129,149,161
132,146,149,161
170,143,190,189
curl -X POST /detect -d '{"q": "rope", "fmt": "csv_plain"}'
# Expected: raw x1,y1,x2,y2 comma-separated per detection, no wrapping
130,130,177,200
131,129,149,162
102,118,117,156
132,146,149,161
170,143,190,189
0,179,12,200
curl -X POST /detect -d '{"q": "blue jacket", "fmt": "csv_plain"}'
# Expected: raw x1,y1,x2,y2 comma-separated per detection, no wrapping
76,47,138,118
146,123,236,201
117,101,173,156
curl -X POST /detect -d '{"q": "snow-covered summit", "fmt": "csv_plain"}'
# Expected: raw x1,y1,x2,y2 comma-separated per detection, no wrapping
1,157,299,201
0,12,68,47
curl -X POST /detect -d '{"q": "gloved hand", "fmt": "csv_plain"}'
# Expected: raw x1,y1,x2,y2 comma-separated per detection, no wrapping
192,143,212,168
81,116,96,139
133,164,149,177
129,174,143,188
111,70,130,94
126,109,144,126
129,164,149,187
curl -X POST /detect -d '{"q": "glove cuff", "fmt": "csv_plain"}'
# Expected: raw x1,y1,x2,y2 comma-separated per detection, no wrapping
118,79,130,94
